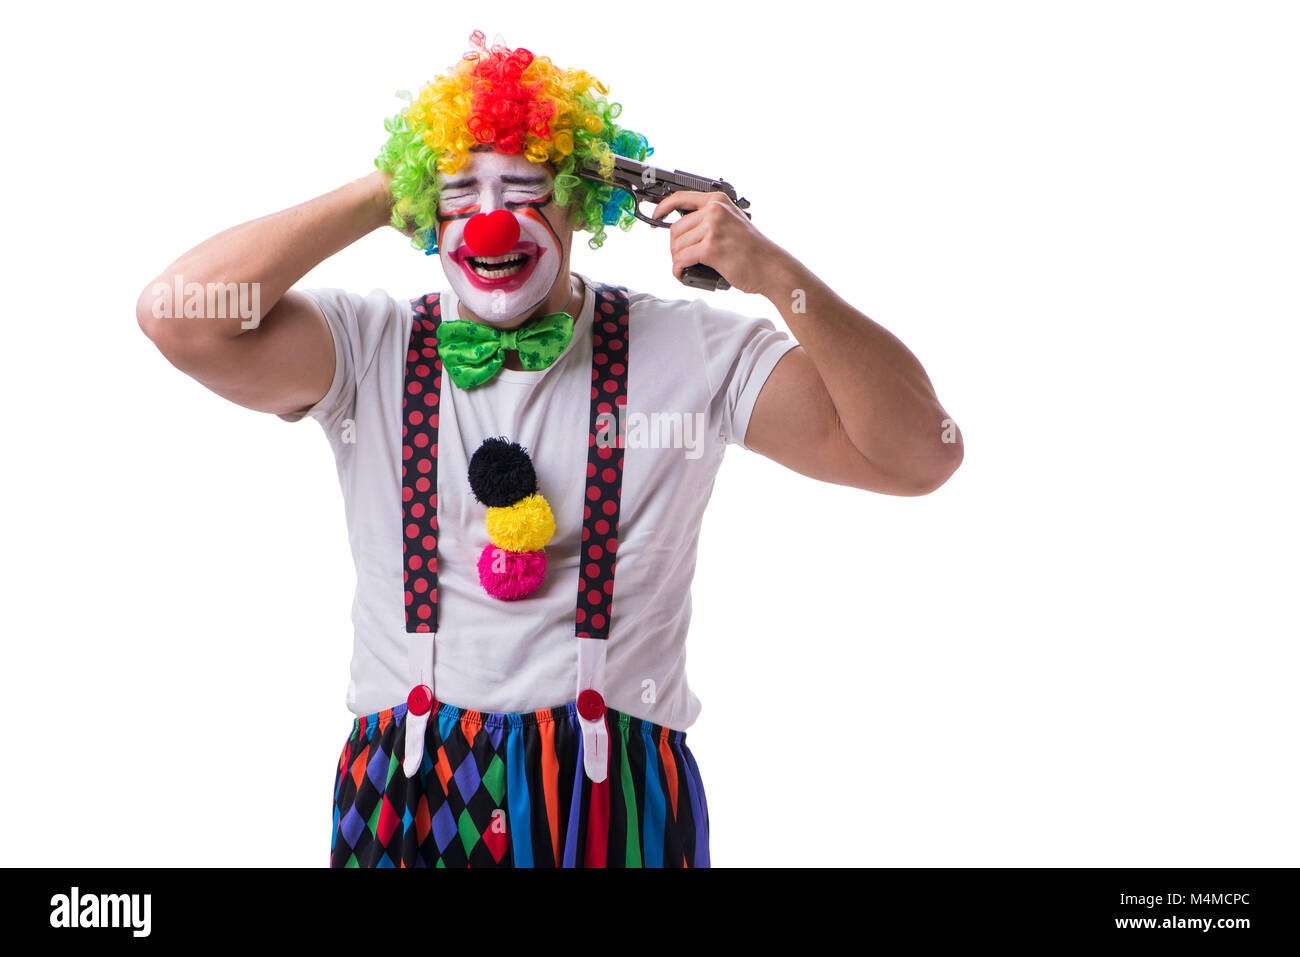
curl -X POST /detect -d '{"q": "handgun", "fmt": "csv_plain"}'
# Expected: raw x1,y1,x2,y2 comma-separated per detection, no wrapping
575,155,752,291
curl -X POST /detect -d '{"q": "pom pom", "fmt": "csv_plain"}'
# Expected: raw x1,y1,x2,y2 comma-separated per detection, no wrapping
485,493,555,552
468,437,537,506
478,544,547,600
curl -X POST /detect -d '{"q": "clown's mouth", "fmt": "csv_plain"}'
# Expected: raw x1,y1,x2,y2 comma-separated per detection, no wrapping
452,241,543,290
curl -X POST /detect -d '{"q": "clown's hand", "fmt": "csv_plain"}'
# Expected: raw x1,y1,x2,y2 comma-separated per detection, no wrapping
652,191,790,297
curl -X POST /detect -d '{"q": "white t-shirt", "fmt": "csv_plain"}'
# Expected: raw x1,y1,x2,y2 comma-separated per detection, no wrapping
282,270,798,731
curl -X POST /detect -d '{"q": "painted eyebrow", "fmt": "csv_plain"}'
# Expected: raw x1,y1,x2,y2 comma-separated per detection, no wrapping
441,174,551,190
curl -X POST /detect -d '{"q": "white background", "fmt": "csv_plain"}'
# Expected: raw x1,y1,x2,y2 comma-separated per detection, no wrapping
1,0,1296,867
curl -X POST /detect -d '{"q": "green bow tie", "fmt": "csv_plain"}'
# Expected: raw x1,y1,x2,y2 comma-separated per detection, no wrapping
436,312,576,389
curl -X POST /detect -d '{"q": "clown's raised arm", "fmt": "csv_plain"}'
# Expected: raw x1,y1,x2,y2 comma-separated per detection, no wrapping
652,186,963,495
135,169,392,417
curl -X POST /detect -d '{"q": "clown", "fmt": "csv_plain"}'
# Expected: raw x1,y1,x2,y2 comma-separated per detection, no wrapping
137,30,963,868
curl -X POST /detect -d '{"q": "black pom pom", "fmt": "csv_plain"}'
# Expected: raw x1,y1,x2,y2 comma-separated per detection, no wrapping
468,436,537,506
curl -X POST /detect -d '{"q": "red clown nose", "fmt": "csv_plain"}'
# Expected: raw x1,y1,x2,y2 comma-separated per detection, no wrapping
462,209,521,257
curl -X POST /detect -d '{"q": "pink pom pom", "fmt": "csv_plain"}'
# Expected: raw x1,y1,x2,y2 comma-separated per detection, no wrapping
477,544,547,600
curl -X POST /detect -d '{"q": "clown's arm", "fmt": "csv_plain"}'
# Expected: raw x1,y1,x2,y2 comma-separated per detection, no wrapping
135,171,394,416
653,191,963,497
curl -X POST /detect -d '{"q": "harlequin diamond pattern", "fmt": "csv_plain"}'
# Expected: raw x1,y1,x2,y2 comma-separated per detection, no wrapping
330,708,512,867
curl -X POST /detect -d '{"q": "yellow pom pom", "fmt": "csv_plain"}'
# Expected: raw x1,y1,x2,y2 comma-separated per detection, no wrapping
485,494,555,553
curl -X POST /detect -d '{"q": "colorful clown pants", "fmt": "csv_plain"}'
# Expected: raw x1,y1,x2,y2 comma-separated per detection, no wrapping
330,699,710,868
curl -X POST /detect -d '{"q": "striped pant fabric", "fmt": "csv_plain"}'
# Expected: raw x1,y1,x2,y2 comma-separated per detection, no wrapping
330,700,710,868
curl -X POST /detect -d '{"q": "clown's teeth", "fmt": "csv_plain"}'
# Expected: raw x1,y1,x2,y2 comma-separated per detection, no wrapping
468,255,528,278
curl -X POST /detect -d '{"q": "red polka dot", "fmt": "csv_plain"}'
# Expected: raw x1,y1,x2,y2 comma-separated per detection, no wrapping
586,485,600,501
588,544,603,560
606,538,618,552
422,535,435,550
587,590,602,605
602,468,616,483
603,380,617,393
591,613,605,630
595,519,609,535
582,527,590,540
405,523,418,539
575,608,586,623
417,604,431,619
586,563,599,578
414,577,428,593
402,487,413,502
409,410,424,425
410,503,425,518
424,393,438,407
587,463,596,478
404,590,413,606
597,446,612,460
603,321,617,334
602,501,616,515
407,381,422,395
603,579,614,595
611,363,625,376
402,445,413,460
416,477,430,493
409,556,423,570
414,433,429,448
415,364,430,377
594,351,608,365
417,458,432,474
577,578,586,592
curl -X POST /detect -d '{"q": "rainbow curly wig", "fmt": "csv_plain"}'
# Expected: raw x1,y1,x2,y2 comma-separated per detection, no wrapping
376,30,653,255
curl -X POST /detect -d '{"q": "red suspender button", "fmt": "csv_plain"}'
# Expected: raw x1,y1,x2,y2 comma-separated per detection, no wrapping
407,684,433,717
577,689,606,721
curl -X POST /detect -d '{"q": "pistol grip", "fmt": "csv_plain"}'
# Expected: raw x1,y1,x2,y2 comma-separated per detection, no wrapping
680,263,730,291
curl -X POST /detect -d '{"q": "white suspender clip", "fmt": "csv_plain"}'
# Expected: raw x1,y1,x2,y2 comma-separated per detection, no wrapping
403,633,436,777
576,638,610,784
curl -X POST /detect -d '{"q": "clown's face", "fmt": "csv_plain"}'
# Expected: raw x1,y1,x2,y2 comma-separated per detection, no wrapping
436,148,573,326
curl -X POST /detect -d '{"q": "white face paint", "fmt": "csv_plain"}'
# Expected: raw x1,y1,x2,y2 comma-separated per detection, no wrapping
436,149,573,326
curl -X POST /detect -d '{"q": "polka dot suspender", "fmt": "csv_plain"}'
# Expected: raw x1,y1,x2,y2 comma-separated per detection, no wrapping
397,283,630,781
576,285,629,640
401,293,444,635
